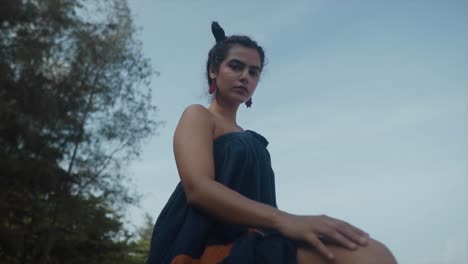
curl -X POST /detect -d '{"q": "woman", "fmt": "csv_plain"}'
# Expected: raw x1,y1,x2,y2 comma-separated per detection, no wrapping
147,22,397,264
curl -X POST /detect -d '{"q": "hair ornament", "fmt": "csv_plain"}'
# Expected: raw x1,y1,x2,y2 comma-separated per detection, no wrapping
211,21,227,43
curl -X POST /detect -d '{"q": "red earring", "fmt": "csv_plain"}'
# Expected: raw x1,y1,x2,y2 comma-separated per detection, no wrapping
209,80,216,94
245,98,252,108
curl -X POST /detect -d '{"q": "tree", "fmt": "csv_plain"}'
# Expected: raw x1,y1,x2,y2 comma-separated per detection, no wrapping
0,0,160,263
127,213,154,264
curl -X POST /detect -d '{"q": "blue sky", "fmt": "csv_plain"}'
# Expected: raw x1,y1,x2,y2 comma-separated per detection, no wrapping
126,1,468,263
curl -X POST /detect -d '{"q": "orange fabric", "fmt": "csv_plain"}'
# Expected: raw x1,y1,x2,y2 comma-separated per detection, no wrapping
200,243,234,263
170,254,200,264
171,243,233,264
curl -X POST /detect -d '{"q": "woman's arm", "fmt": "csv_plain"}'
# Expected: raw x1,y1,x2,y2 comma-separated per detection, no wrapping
173,104,286,230
173,104,369,260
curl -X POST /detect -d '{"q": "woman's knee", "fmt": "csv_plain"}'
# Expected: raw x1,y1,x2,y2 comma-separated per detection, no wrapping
296,238,397,264
349,238,397,264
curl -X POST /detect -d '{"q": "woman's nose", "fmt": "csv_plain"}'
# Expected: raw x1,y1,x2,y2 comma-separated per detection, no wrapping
240,70,249,84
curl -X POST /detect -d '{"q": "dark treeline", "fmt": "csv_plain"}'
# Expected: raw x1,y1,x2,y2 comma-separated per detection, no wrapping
0,0,160,263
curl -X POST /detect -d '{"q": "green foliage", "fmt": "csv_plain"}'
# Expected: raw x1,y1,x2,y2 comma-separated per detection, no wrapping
0,0,159,263
125,213,154,264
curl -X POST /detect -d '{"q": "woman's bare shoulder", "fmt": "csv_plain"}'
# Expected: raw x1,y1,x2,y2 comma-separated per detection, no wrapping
176,104,215,135
180,104,213,122
183,104,210,115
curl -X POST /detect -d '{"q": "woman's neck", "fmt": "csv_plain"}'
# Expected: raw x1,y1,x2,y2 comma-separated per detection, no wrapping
208,98,240,127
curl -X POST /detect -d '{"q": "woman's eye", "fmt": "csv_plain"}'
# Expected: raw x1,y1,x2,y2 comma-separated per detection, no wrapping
250,70,259,77
230,64,242,70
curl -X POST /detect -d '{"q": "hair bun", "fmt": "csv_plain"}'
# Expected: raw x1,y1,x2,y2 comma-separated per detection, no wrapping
211,21,227,43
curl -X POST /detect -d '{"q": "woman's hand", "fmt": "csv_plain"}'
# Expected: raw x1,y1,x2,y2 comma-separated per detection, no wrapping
275,213,370,260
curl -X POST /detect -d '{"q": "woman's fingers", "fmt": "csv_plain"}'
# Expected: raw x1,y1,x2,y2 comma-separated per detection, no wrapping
282,214,370,260
344,226,369,245
336,222,369,246
306,234,335,260
323,216,369,246
328,231,358,250
316,224,357,250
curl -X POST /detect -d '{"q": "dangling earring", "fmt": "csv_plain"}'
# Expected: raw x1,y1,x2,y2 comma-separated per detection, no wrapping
209,80,216,94
245,98,252,108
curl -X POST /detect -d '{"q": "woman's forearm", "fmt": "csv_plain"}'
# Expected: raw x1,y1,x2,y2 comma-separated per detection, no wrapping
188,180,288,231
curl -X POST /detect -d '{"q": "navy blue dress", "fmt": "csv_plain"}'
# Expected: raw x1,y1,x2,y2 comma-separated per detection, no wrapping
147,130,297,264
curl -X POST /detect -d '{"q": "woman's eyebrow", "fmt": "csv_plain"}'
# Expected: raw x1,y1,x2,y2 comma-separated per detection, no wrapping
230,58,261,71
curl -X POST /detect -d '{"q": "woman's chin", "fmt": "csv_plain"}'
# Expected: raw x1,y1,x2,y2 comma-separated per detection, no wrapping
219,92,250,106
230,95,249,105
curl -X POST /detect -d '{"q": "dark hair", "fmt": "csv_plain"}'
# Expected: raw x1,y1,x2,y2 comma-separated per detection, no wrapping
206,22,266,88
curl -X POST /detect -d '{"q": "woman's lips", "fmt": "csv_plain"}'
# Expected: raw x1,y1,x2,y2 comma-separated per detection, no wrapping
233,86,248,93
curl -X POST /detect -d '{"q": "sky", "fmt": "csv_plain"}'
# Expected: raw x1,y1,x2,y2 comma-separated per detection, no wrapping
126,0,468,263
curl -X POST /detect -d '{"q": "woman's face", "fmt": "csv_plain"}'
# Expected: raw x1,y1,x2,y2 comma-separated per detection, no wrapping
210,45,262,105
